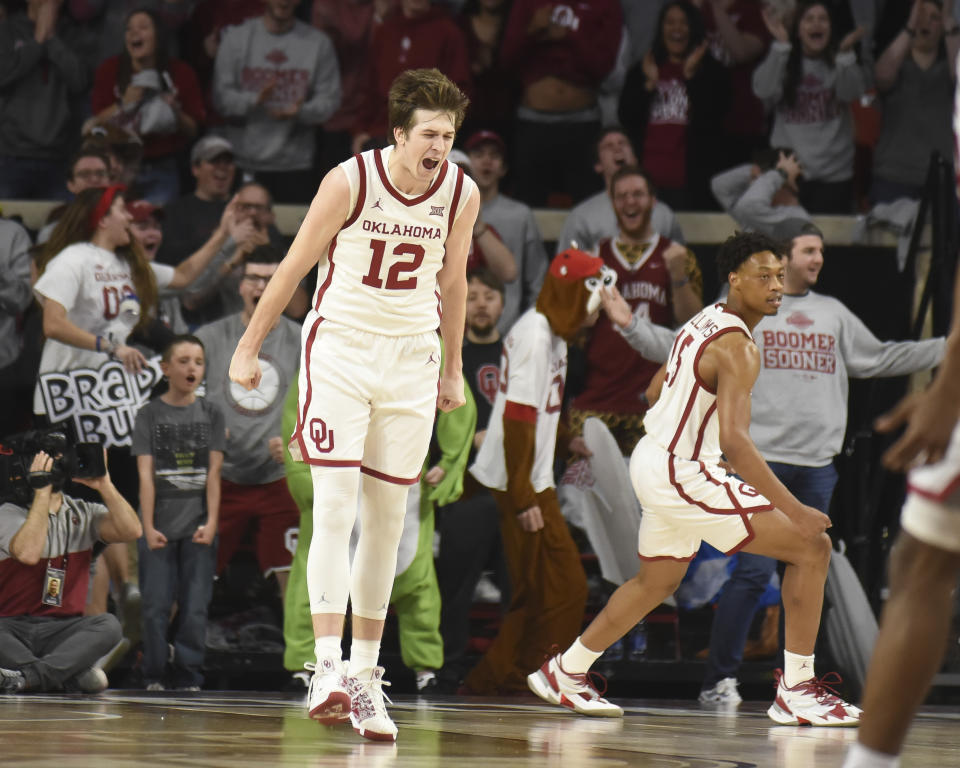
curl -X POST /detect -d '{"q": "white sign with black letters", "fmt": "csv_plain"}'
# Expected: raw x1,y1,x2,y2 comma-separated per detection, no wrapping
38,357,164,448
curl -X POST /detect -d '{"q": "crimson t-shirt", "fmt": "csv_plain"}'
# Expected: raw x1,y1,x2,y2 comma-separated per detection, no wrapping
642,60,689,191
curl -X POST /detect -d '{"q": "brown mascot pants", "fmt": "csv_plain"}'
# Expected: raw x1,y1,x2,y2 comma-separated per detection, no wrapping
464,487,588,695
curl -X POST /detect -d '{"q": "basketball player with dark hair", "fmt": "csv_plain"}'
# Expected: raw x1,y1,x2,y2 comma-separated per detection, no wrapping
529,231,861,726
229,68,479,741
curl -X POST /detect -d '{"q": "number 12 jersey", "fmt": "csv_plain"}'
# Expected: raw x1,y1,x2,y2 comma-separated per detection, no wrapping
311,145,477,337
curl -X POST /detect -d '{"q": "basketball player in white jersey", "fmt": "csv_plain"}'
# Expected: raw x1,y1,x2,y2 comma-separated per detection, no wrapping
529,231,861,725
228,68,479,742
842,65,960,768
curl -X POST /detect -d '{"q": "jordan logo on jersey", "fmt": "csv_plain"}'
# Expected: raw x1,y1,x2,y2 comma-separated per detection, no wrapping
426,352,440,366
429,205,445,217
371,197,384,211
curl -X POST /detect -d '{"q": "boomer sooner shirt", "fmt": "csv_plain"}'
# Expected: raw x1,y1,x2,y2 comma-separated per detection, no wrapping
470,308,567,493
307,146,477,336
643,303,751,464
750,291,944,466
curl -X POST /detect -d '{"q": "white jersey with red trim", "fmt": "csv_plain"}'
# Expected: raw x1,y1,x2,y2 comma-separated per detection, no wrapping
643,303,752,464
310,145,476,337
469,308,567,494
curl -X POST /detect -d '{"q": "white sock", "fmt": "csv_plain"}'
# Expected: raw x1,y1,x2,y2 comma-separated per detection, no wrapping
843,741,900,768
314,636,342,665
560,637,603,675
783,649,815,688
348,638,381,679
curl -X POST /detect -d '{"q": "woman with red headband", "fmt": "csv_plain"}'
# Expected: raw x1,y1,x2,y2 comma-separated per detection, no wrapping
34,185,226,386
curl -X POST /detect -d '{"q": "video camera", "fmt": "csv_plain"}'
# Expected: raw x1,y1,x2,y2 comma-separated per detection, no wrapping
0,429,106,505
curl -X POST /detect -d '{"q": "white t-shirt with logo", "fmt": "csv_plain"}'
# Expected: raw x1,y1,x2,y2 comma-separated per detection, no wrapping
33,242,174,413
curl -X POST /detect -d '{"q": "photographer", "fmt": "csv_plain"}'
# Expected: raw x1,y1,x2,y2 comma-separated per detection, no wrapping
0,450,141,694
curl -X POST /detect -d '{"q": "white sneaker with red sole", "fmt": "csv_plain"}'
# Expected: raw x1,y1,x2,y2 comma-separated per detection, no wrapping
527,654,623,717
349,667,397,742
767,669,862,726
306,658,351,724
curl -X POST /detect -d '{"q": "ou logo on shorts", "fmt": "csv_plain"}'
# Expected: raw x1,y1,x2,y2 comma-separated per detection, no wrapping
310,418,334,453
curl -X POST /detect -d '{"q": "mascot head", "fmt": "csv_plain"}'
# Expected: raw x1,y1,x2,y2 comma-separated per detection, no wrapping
536,248,617,341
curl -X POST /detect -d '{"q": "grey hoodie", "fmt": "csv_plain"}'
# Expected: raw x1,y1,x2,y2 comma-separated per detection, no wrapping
0,14,87,158
214,18,341,172
752,42,866,182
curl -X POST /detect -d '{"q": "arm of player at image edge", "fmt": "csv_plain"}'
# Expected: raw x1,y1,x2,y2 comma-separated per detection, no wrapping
228,167,351,390
436,184,481,412
875,267,960,471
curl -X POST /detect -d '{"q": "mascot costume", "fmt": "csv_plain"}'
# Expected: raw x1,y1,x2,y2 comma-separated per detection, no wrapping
464,248,616,694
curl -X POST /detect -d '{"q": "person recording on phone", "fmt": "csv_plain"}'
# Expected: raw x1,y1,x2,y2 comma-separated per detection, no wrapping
0,447,142,694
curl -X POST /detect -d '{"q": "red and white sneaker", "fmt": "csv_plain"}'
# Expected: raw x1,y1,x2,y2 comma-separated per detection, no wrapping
306,658,351,724
767,669,862,727
527,654,623,717
348,667,397,742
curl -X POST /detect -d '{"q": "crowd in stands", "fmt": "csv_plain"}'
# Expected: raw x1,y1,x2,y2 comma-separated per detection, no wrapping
0,0,958,696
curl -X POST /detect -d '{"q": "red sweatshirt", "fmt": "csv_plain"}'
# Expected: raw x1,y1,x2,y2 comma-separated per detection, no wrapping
499,0,622,91
354,7,472,138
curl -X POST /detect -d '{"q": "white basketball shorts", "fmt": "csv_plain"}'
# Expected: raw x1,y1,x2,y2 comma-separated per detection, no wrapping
292,318,441,484
629,436,773,561
901,423,960,553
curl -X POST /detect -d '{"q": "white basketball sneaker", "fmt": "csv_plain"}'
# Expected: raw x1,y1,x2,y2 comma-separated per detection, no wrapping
306,658,351,724
767,669,862,726
348,667,397,742
699,677,743,705
527,654,623,717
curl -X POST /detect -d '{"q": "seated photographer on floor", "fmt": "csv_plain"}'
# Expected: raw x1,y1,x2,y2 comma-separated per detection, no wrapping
0,438,142,694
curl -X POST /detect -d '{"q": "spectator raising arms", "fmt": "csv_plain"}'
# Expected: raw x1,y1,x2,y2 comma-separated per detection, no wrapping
619,0,731,211
88,9,205,204
872,0,958,203
752,1,867,213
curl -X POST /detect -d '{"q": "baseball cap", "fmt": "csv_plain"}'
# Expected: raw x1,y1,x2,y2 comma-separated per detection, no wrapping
549,248,603,281
447,149,472,171
191,135,235,165
464,130,506,155
126,200,163,223
775,218,822,244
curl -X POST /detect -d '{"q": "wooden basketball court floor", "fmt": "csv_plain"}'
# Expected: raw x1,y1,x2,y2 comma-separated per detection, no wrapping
2,692,960,767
